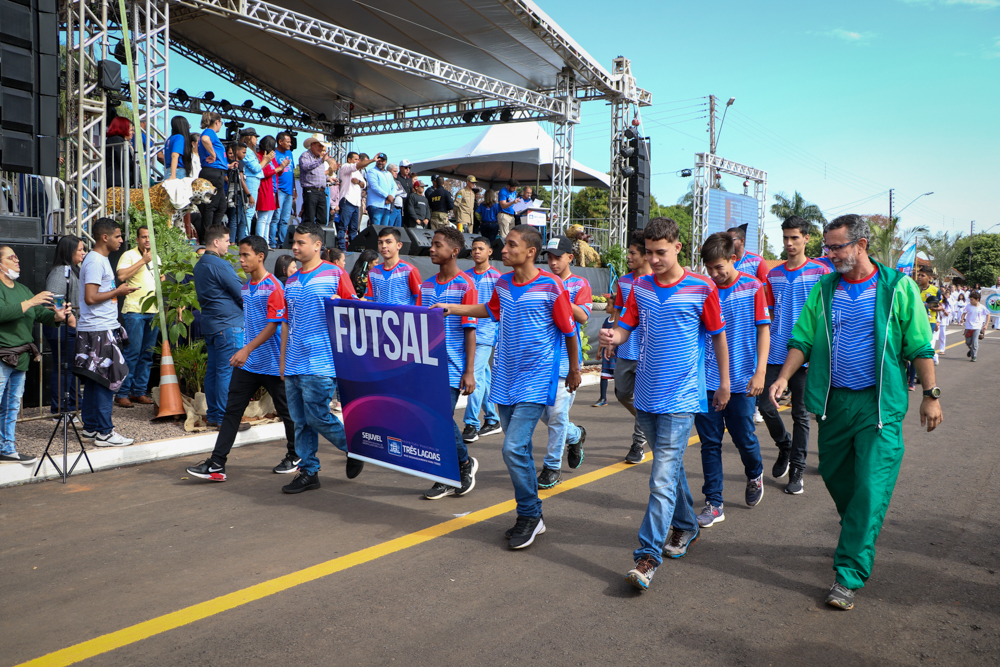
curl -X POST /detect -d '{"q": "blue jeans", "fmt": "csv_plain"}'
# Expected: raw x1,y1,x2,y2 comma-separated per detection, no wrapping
228,205,248,244
633,410,698,565
541,379,582,470
387,207,402,227
118,312,159,399
463,343,498,429
204,327,244,424
285,374,348,475
81,378,114,436
367,206,391,227
338,199,360,250
43,325,78,413
275,190,293,246
0,365,26,455
497,402,546,518
243,205,257,243
694,392,764,506
450,387,468,463
256,208,275,240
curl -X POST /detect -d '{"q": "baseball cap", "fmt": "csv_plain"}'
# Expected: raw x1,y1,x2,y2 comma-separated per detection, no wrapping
376,152,387,160
467,175,477,183
399,159,412,167
541,235,573,256
238,128,258,138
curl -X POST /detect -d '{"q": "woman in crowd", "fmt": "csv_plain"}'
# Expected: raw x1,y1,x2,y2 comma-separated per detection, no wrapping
197,111,230,228
188,132,202,179
164,116,193,180
350,249,379,296
254,136,280,241
43,236,85,421
476,189,500,241
105,116,139,191
0,246,73,464
273,254,297,285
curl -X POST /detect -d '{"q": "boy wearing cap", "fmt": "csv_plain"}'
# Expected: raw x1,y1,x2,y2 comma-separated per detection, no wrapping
537,235,591,488
454,177,478,233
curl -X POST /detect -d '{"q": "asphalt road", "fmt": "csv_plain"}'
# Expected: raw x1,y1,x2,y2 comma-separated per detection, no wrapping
2,332,999,667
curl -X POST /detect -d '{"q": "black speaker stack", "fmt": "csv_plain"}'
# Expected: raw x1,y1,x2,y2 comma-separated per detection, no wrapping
349,224,413,256
626,135,651,236
0,0,59,176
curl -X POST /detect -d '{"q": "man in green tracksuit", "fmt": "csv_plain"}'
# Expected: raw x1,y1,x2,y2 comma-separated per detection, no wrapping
768,214,943,611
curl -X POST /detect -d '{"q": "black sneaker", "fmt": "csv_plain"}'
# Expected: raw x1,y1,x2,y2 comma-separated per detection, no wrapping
272,452,301,474
508,515,545,549
625,442,645,464
537,466,562,489
424,481,456,500
456,457,478,496
462,424,479,443
0,452,38,464
478,420,502,438
784,471,804,495
346,454,364,479
282,470,320,494
772,450,790,478
825,582,855,610
746,474,764,506
186,459,226,482
567,426,586,469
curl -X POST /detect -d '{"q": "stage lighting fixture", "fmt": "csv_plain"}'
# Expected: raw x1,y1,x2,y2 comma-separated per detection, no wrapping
680,169,692,177
260,106,271,118
175,89,189,104
317,113,327,122
284,107,294,116
300,113,311,124
624,127,637,140
621,165,635,178
500,108,513,122
221,99,232,112
112,40,135,66
480,109,495,122
203,91,215,101
242,100,253,109
619,144,635,158
462,111,476,123
333,123,347,138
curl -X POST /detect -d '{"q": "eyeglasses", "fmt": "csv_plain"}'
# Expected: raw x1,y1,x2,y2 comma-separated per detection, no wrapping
1,254,18,262
823,240,858,254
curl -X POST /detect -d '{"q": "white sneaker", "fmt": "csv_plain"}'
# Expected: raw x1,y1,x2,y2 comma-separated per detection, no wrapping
94,430,135,447
933,353,939,366
753,408,764,424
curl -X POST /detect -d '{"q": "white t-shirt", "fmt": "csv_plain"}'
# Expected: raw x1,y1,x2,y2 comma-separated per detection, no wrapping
964,303,990,330
77,251,120,332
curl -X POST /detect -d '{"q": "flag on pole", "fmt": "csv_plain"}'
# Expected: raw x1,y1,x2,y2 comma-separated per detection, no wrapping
896,242,917,276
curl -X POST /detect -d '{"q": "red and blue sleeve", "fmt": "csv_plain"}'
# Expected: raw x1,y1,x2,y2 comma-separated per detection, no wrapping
487,288,502,322
755,257,769,284
619,288,640,332
461,283,478,328
574,280,593,317
266,283,287,322
765,272,776,308
337,273,358,300
701,287,726,334
363,272,375,299
552,289,576,336
408,266,423,305
753,282,770,326
614,281,626,313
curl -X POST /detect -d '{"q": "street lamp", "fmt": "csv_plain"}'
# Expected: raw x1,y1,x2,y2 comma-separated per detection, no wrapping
896,191,934,217
716,97,736,150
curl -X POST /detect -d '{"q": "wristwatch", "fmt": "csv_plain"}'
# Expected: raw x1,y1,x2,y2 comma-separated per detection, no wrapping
923,387,941,399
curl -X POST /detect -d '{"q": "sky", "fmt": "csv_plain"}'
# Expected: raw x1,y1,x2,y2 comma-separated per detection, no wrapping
167,0,999,249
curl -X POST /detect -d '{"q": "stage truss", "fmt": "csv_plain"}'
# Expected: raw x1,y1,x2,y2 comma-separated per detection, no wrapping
692,152,767,268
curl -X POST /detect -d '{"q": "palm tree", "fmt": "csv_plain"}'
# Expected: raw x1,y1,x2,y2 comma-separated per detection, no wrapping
922,231,968,282
866,215,929,268
769,191,826,234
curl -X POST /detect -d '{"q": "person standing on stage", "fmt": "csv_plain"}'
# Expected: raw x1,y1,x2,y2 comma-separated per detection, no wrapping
599,217,729,591
337,151,374,249
363,228,422,306
497,179,519,239
427,176,454,230
421,227,480,500
365,153,396,228
453,176,477,233
299,136,338,227
187,235,300,482
435,225,580,550
461,237,502,443
757,216,830,495
768,213,942,610
280,223,362,493
272,132,295,247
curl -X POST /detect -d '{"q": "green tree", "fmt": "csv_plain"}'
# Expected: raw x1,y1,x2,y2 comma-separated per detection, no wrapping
761,233,777,260
769,191,826,233
651,203,694,266
952,233,1000,287
571,186,608,221
922,231,969,284
865,214,928,269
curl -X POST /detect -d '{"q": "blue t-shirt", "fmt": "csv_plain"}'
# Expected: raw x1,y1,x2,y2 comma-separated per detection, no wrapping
498,187,518,215
164,134,186,174
705,272,770,393
274,149,294,192
558,274,592,378
765,259,830,365
198,128,228,170
283,261,356,377
241,273,286,376
420,273,478,390
463,266,501,346
831,269,879,390
619,271,726,414
614,271,645,361
363,260,422,305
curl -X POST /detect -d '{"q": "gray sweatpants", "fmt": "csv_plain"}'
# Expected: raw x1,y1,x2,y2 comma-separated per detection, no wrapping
965,331,981,358
613,357,647,446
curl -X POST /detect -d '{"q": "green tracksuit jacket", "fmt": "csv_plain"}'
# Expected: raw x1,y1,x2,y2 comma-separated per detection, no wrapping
786,261,935,428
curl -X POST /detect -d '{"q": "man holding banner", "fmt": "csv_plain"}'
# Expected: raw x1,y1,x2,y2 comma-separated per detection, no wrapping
280,223,363,494
435,225,580,550
420,227,480,499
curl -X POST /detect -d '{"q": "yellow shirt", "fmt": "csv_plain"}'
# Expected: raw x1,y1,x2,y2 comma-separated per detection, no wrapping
920,284,938,324
118,248,159,314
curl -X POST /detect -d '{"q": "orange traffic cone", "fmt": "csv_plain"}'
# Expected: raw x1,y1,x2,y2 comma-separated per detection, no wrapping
155,339,186,420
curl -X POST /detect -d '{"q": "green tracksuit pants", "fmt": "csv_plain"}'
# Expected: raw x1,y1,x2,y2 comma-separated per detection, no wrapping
817,387,904,590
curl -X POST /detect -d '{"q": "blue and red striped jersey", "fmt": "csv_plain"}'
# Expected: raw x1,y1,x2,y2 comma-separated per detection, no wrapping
614,271,647,361
486,270,576,406
831,268,879,390
284,261,357,377
735,251,769,284
422,273,478,390
705,272,770,392
620,271,725,414
364,260,422,306
241,273,286,376
765,259,830,365
559,273,592,378
463,265,501,346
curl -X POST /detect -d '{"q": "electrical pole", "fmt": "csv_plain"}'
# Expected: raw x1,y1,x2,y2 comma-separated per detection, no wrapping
970,220,975,274
889,189,894,220
708,95,717,155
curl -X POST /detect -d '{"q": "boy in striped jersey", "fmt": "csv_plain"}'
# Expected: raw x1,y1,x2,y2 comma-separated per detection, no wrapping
461,237,502,443
692,233,771,527
599,218,729,591
364,228,422,305
537,235,591,488
280,224,363,494
434,225,579,550
600,231,651,464
727,225,769,283
757,216,830,495
187,235,299,482
421,227,480,500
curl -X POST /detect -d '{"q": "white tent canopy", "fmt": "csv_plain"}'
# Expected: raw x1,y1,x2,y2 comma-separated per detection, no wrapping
409,123,610,190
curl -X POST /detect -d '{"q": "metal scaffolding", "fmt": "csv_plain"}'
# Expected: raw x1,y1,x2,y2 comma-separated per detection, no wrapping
131,0,170,181
549,67,579,235
608,57,641,249
692,152,768,266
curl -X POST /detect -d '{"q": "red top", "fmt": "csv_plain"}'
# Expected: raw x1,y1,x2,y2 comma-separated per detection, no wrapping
256,154,278,212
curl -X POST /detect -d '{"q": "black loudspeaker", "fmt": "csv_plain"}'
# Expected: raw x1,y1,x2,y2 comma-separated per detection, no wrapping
0,1,33,49
319,225,338,248
0,44,33,91
626,137,651,236
0,216,44,244
36,134,56,176
349,224,411,255
406,227,435,256
490,237,505,259
37,94,56,135
36,11,57,55
97,59,121,92
0,130,33,171
1,86,33,132
459,233,478,259
37,53,57,96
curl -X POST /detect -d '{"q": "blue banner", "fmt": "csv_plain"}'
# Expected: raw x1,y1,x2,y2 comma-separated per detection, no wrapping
708,189,760,254
896,242,917,276
325,299,461,487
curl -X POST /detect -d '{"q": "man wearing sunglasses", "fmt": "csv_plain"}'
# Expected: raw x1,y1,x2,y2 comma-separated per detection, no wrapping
767,213,942,612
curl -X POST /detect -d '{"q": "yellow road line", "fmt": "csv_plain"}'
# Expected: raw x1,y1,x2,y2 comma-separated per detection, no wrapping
20,405,791,667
